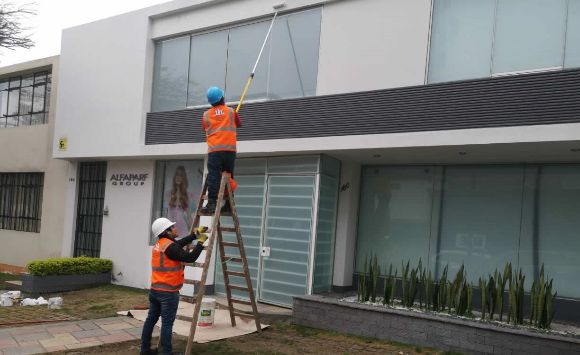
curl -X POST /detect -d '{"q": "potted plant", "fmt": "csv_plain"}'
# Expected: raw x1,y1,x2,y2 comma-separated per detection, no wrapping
21,257,112,293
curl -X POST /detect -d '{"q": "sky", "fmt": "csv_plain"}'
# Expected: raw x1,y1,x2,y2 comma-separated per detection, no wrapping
0,0,171,67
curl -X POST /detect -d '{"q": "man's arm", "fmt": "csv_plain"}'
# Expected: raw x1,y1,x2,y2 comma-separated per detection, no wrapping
164,242,204,263
174,233,196,248
234,111,242,128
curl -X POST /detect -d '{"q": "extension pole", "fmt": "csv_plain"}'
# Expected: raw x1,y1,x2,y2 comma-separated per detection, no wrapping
235,11,279,113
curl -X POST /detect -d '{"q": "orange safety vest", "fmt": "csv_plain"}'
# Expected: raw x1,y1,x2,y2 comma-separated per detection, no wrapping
150,238,184,292
203,105,237,153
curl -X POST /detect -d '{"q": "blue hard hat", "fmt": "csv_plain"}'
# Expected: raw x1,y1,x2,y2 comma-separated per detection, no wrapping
207,86,224,105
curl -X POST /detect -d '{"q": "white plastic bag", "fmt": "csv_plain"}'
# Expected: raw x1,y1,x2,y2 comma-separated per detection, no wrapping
36,296,48,305
1,294,13,307
48,297,63,309
20,298,39,306
5,291,20,299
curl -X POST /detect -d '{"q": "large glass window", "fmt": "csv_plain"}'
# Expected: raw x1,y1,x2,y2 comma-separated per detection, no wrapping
151,37,190,112
152,8,322,112
565,0,580,68
0,70,51,128
492,0,567,74
428,0,495,83
356,167,434,272
429,0,577,83
356,164,580,299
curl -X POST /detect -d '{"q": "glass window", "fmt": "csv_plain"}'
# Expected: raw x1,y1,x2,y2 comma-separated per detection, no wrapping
268,9,321,99
492,0,567,74
535,166,580,298
32,84,46,113
565,0,580,68
151,37,190,112
187,30,228,107
435,166,523,282
225,20,270,103
0,173,44,233
7,89,19,116
151,160,205,243
19,85,33,121
356,167,434,273
428,0,496,83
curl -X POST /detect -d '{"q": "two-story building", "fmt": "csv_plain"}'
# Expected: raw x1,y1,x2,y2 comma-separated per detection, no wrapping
0,56,69,273
53,0,580,318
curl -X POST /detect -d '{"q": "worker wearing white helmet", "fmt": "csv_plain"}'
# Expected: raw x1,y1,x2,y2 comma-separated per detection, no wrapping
140,217,208,355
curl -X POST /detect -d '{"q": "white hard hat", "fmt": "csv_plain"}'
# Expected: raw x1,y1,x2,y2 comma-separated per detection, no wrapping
151,217,175,238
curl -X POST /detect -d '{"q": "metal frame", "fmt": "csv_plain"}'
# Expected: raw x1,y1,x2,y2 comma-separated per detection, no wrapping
0,70,50,128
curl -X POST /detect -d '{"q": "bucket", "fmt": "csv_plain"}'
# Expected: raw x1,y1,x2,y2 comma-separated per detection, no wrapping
48,297,63,310
197,297,216,327
0,294,13,307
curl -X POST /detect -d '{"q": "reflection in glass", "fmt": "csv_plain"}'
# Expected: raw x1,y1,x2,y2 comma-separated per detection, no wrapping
565,0,580,68
151,37,190,112
8,89,19,116
492,0,567,74
187,30,228,107
32,84,46,113
356,167,433,273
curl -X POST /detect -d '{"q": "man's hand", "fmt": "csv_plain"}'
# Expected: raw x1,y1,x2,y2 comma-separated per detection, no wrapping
197,232,208,245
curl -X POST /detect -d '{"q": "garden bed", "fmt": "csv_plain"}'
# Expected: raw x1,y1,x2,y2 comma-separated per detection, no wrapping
293,295,580,354
21,272,111,293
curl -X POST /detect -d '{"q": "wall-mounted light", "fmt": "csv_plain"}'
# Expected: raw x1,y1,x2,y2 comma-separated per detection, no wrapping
458,151,467,156
103,206,109,216
373,154,381,158
571,148,580,153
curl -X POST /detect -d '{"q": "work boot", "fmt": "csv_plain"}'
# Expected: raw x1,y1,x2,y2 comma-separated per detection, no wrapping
200,200,216,214
221,200,232,213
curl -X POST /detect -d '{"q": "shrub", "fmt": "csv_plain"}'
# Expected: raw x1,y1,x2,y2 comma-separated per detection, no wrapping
27,257,113,276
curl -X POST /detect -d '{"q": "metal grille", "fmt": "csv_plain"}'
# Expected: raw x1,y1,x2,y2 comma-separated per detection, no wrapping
146,67,580,145
0,173,44,233
73,162,107,258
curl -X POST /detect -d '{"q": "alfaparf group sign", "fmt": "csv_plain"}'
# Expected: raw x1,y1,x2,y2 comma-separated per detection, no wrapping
110,173,148,186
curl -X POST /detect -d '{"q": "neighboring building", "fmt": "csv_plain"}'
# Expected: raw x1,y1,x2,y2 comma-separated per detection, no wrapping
0,56,69,272
54,0,580,317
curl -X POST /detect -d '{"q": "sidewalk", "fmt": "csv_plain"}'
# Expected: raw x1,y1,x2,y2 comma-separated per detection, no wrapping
0,316,156,355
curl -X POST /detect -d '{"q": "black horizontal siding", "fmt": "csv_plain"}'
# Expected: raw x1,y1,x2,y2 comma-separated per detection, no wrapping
145,68,580,145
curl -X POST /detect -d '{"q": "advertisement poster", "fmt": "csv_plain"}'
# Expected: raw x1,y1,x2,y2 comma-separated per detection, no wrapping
158,160,204,237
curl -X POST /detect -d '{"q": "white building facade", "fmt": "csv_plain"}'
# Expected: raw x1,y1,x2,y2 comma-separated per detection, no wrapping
54,0,580,317
0,56,69,272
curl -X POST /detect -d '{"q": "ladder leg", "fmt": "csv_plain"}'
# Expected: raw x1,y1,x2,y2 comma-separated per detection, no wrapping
217,222,237,327
227,179,262,333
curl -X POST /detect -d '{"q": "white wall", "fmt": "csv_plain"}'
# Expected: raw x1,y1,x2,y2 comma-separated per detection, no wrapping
99,160,155,289
0,56,70,268
317,0,432,95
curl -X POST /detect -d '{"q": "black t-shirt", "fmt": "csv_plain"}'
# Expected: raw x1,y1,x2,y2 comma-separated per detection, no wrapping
159,234,204,263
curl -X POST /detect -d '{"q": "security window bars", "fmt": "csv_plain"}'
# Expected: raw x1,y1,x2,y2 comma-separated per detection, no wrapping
0,71,52,128
0,173,44,233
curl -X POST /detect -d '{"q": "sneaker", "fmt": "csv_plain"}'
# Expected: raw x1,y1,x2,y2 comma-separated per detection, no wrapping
221,200,232,213
200,200,216,214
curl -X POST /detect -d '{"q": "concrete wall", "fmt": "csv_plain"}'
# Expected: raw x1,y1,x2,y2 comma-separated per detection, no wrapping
0,56,69,268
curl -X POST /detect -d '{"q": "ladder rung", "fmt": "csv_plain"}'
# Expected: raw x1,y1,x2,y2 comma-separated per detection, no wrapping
226,270,246,277
228,284,250,292
224,256,243,263
233,311,256,320
193,262,205,268
220,227,236,233
222,242,240,248
230,298,253,306
176,314,194,322
183,279,201,285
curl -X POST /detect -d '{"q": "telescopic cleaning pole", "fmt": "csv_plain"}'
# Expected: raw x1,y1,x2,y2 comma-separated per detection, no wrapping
235,2,286,113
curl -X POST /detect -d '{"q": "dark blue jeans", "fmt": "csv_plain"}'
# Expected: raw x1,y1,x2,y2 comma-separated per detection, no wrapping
207,151,236,201
140,289,180,355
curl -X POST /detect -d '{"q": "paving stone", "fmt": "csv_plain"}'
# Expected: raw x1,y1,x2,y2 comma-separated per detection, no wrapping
99,322,135,332
39,333,79,348
65,341,103,350
46,324,82,335
12,332,52,343
71,328,108,339
43,345,67,352
2,345,45,355
0,339,17,348
77,321,101,331
98,331,134,344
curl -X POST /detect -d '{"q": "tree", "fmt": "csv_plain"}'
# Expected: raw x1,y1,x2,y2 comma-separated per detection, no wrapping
0,1,35,50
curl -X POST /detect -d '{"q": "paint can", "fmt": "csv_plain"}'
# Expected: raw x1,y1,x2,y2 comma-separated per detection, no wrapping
0,294,13,307
197,297,216,327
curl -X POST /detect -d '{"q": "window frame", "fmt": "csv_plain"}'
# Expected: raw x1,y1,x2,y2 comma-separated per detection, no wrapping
0,172,44,233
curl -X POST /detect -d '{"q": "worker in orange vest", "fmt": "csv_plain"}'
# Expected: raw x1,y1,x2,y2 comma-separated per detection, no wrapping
199,86,241,214
140,218,208,355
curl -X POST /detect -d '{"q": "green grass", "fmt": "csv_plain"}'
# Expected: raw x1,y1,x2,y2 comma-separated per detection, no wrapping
0,272,19,289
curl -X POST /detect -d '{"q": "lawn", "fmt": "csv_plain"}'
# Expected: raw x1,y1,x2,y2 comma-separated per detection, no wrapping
1,273,451,354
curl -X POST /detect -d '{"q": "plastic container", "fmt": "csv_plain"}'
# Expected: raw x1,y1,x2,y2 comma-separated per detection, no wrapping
48,297,63,309
1,294,13,307
197,297,216,327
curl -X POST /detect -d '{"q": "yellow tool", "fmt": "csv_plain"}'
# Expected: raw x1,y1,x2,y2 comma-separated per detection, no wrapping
235,2,286,113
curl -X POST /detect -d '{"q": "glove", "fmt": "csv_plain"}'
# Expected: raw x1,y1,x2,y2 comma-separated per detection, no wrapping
197,233,208,245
